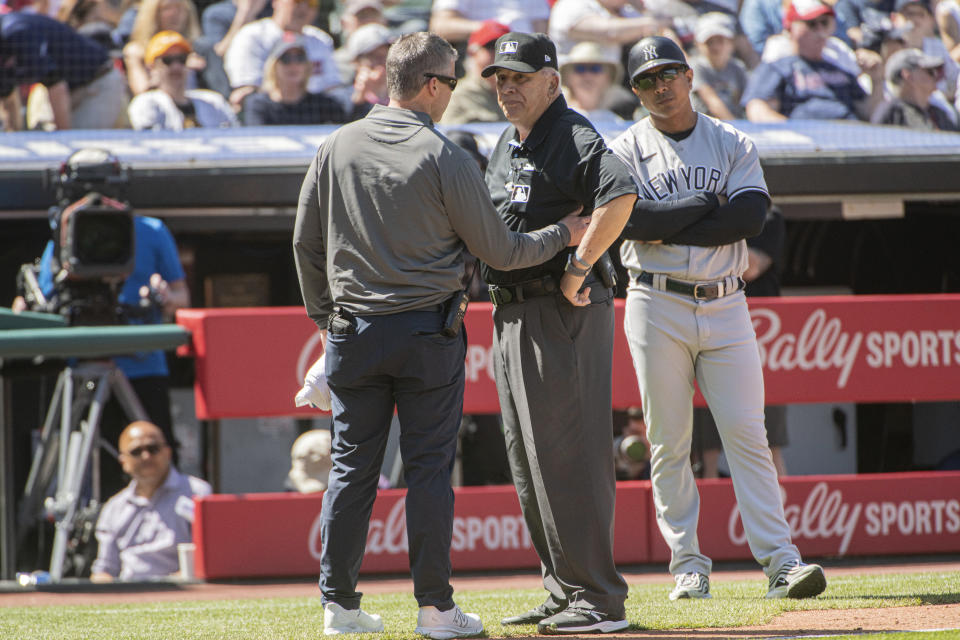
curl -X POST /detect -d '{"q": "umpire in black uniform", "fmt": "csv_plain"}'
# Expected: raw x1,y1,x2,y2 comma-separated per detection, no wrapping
293,31,588,639
479,32,639,635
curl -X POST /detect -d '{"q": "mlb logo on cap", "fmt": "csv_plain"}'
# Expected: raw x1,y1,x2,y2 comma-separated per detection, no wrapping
482,32,559,78
511,185,530,203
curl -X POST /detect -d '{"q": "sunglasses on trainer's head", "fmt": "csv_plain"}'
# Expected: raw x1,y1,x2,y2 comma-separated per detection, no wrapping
632,65,687,91
123,443,165,458
423,73,458,91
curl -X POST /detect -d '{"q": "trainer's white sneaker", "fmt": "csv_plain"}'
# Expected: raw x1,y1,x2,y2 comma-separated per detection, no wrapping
669,572,711,600
415,604,483,640
765,560,827,599
323,602,384,635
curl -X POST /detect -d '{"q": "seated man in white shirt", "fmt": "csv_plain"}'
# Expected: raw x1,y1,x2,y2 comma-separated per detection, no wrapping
90,421,212,582
128,31,238,130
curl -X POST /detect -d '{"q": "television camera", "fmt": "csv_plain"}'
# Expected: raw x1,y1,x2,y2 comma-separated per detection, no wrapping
16,149,149,326
14,150,157,581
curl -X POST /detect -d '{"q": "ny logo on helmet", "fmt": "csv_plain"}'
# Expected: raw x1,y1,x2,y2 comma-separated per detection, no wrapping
640,45,658,61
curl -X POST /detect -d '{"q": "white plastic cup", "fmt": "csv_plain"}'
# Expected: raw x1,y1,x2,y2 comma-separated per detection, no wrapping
177,543,196,580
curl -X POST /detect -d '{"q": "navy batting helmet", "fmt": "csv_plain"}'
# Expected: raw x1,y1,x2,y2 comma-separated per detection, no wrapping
627,36,688,82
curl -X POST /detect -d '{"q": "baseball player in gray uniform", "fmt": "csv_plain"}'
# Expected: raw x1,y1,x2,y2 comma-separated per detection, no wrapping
609,36,827,601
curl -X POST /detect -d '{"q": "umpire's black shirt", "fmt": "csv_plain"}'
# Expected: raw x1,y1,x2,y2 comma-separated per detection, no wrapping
481,94,637,286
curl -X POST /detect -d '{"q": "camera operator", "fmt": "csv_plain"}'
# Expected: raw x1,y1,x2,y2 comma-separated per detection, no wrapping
13,171,190,499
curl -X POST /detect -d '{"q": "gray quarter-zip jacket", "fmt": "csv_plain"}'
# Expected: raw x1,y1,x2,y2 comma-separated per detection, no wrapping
294,104,570,327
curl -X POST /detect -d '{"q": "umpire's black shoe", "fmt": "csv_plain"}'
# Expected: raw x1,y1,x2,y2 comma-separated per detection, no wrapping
501,602,562,625
537,608,629,635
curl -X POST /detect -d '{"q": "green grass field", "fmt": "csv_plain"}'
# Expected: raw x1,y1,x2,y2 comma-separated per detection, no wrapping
2,571,958,640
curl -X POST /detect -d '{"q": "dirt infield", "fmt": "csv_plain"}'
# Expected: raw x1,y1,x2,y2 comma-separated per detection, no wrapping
3,556,959,637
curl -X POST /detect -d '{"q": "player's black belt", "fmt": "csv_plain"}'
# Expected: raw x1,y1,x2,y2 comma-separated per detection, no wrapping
488,276,558,307
635,271,745,301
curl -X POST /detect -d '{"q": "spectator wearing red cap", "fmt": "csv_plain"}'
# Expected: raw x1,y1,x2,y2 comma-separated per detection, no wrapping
439,20,509,124
743,0,884,121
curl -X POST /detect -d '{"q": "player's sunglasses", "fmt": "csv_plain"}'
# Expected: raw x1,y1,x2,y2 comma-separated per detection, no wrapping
160,54,189,66
123,443,165,458
572,63,605,74
424,73,458,91
632,65,687,90
279,50,308,64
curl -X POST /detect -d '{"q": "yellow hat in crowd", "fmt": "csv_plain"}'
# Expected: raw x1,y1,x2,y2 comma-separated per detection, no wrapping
145,30,193,66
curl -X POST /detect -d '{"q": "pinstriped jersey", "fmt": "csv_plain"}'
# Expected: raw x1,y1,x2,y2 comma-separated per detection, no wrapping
609,114,769,282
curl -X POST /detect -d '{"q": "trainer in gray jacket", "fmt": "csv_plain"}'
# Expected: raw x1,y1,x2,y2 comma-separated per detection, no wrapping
293,31,587,640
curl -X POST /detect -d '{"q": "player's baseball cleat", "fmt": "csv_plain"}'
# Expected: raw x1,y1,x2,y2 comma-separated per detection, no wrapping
323,602,384,635
669,572,711,600
415,604,483,639
537,608,629,634
502,602,564,625
765,560,827,599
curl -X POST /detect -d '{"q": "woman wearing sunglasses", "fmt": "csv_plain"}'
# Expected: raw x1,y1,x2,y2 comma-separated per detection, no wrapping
558,41,627,124
244,35,348,125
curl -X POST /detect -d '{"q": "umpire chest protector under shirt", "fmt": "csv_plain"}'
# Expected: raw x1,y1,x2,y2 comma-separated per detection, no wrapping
480,95,636,286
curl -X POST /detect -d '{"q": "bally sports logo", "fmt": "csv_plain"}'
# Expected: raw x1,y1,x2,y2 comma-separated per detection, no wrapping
726,481,960,556
751,308,960,389
307,499,532,560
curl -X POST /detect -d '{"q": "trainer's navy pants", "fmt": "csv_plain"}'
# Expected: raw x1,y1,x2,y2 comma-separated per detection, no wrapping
318,307,464,610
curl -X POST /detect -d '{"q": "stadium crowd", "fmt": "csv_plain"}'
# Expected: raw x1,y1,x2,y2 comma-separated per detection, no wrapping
2,0,959,132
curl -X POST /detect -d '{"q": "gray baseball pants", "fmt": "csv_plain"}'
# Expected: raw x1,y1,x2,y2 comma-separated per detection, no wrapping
624,285,800,579
493,294,627,617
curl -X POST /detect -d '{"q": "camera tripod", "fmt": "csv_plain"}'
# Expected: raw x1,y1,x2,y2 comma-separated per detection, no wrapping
18,360,147,581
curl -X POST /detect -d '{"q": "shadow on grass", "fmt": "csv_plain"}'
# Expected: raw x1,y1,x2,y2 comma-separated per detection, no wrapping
502,630,908,639
854,592,960,605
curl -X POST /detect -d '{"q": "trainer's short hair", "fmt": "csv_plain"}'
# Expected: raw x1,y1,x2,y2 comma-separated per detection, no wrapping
386,32,458,101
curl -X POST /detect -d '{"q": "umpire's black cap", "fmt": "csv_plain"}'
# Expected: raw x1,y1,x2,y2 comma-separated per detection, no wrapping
481,32,558,78
627,36,688,81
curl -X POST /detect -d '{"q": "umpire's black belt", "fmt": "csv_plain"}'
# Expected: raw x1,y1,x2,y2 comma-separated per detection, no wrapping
634,271,744,301
488,276,558,307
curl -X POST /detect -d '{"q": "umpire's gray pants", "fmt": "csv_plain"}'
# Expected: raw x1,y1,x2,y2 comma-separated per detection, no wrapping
493,294,627,617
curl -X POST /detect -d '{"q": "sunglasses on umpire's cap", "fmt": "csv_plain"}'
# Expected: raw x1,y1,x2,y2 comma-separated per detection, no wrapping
481,32,558,78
